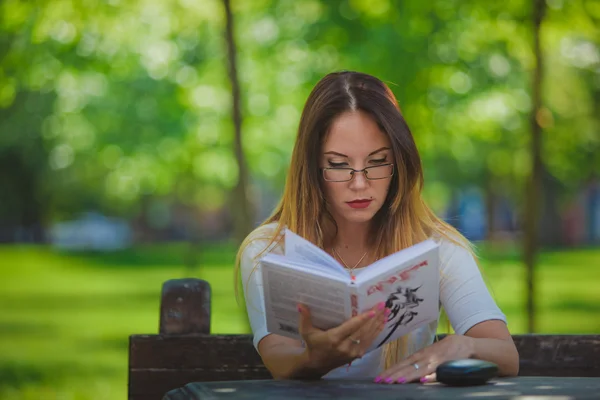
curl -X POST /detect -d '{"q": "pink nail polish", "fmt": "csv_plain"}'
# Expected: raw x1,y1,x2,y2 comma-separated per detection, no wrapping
374,376,382,383
420,377,427,383
397,377,406,383
384,377,394,383
369,311,376,318
297,306,302,313
384,308,391,317
377,302,385,310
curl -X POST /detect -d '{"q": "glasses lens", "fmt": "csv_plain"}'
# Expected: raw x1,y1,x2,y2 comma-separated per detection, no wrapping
323,169,352,181
366,164,393,179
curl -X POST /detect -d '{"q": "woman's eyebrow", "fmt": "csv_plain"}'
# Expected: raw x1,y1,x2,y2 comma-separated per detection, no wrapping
368,146,390,156
323,147,390,157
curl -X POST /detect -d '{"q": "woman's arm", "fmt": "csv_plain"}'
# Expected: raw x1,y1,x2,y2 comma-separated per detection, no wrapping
374,239,519,384
373,320,518,384
257,335,328,380
465,319,519,376
438,240,518,376
239,238,333,380
258,304,387,380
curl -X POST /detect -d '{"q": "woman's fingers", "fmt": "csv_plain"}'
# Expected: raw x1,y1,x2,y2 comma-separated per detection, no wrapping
387,348,426,372
322,302,386,361
374,346,432,384
400,360,436,383
301,302,389,366
342,303,387,346
297,304,320,336
378,359,436,384
358,309,388,352
344,310,386,357
421,372,437,384
328,303,384,344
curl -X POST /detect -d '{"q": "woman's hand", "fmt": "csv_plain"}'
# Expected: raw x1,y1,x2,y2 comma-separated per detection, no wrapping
375,334,475,384
297,302,389,372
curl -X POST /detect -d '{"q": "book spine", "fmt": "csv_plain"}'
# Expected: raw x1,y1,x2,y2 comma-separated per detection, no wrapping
349,281,359,318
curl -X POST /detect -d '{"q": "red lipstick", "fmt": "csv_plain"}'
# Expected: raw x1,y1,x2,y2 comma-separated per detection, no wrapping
347,199,372,209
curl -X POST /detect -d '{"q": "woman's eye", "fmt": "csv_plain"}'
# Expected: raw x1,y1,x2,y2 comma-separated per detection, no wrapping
370,158,387,164
328,161,348,167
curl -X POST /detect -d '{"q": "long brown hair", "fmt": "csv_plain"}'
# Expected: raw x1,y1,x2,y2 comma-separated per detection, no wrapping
235,71,471,369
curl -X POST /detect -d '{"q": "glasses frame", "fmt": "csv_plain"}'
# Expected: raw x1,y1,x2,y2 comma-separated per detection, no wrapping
321,163,395,182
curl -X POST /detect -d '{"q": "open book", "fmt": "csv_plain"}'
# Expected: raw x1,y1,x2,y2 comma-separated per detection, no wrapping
259,229,441,352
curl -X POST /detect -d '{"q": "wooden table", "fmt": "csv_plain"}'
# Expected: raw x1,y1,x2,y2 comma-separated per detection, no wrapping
164,377,600,399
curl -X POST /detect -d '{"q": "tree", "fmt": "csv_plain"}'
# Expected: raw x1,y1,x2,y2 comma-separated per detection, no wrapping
524,0,546,333
223,0,254,244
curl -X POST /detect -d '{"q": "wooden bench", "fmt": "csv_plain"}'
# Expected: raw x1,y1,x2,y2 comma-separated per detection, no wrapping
128,278,600,400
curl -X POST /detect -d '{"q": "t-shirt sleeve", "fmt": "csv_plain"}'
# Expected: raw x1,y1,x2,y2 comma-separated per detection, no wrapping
439,240,507,335
240,238,276,352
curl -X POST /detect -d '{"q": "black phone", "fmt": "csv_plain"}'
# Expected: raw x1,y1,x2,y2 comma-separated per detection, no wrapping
436,359,499,386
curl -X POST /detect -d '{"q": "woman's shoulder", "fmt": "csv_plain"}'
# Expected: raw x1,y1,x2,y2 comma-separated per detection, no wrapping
241,221,284,259
246,221,281,243
431,231,476,266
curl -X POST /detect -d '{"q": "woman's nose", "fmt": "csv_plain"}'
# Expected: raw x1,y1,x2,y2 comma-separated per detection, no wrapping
349,170,369,187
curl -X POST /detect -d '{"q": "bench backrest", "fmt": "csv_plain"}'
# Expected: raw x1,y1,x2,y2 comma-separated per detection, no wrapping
128,278,600,400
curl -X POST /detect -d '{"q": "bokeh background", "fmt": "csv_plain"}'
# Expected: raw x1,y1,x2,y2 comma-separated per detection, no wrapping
1,0,599,398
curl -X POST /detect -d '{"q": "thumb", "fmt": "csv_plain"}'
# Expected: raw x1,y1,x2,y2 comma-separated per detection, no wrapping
421,372,436,384
297,304,317,336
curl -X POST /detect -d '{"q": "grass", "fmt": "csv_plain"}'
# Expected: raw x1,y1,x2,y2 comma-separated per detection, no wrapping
0,242,599,399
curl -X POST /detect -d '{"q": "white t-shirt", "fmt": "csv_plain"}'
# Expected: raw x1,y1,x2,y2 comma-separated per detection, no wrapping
240,222,507,379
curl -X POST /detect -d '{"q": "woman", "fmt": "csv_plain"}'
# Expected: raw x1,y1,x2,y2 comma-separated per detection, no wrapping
235,71,519,384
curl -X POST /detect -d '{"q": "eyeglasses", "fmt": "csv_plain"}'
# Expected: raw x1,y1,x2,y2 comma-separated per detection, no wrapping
321,163,395,182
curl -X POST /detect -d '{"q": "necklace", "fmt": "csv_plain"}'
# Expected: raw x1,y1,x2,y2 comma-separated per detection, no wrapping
332,248,368,277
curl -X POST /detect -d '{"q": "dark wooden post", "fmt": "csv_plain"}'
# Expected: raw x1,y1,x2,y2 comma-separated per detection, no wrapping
129,278,214,400
159,278,211,334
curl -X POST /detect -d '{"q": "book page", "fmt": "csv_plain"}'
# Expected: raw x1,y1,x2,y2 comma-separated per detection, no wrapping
284,229,347,276
262,254,345,282
261,255,350,340
355,244,440,352
354,239,438,282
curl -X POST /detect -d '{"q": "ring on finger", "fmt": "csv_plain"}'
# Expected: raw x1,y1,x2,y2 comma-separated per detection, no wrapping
412,362,420,370
348,336,361,345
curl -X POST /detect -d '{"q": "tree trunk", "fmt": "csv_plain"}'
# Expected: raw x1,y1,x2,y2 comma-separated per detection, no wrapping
222,0,254,244
523,0,546,334
0,91,50,244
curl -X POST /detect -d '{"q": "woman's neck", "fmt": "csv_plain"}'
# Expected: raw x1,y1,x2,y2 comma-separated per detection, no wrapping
325,218,371,254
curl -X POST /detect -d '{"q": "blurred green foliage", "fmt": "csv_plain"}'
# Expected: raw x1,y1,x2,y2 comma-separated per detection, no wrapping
1,0,598,223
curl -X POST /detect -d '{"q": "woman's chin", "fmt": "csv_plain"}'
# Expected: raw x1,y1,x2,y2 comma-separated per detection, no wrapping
338,210,377,224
